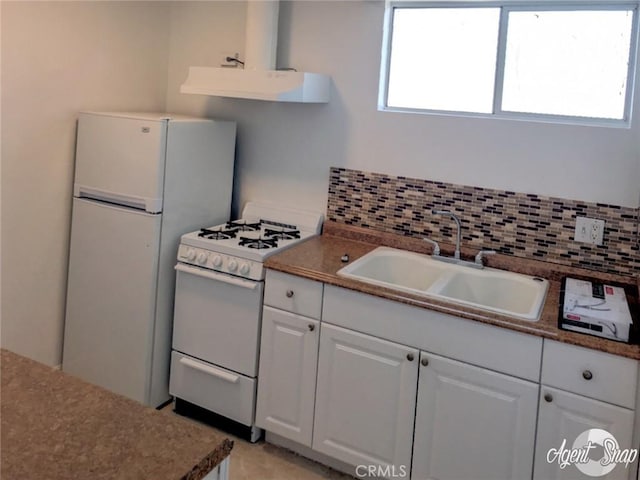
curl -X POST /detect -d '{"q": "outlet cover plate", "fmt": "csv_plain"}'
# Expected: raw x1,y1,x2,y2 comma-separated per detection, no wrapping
574,216,605,246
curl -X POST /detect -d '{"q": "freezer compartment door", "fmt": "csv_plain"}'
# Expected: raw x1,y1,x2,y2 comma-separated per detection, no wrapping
74,112,168,213
63,198,162,405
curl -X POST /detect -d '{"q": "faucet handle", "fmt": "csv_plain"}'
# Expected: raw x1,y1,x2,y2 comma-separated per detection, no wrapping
424,238,441,256
475,250,497,266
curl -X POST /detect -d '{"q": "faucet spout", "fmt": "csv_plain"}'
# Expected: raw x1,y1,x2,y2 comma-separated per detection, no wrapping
432,209,461,260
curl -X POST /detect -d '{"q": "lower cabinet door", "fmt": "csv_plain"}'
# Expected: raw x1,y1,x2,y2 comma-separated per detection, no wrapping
312,323,418,476
255,307,319,446
534,386,635,480
412,352,539,480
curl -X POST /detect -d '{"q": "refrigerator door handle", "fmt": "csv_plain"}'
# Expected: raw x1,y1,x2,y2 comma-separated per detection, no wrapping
175,263,259,290
74,184,162,213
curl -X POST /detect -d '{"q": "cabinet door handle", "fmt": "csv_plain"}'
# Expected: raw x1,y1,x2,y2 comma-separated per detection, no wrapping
421,357,429,367
407,353,415,361
582,370,593,381
286,290,294,298
308,324,315,332
544,393,553,403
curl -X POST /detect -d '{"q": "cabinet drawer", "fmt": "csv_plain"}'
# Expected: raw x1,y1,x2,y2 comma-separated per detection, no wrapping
541,340,638,409
264,270,323,319
169,351,256,426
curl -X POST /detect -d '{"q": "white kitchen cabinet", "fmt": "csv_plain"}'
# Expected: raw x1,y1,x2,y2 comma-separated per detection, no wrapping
313,323,418,473
323,284,542,381
257,274,638,480
264,270,323,319
255,306,319,446
412,352,539,480
534,386,635,480
541,340,638,409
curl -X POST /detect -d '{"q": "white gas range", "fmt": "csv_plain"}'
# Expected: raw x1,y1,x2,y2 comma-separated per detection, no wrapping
177,202,321,280
169,202,323,442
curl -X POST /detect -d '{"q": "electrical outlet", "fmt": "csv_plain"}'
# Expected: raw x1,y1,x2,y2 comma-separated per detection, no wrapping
574,216,605,246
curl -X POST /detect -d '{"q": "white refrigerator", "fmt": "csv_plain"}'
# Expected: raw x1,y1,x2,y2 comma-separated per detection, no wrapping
63,112,236,407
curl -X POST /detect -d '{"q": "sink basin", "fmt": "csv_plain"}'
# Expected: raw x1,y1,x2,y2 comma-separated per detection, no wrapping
338,247,450,294
429,269,548,320
337,247,548,321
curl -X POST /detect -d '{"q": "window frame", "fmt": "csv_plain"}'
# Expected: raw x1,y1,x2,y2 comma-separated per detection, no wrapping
379,0,640,127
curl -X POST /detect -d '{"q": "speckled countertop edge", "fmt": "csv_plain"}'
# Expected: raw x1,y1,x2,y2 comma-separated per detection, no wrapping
1,349,234,480
265,223,640,361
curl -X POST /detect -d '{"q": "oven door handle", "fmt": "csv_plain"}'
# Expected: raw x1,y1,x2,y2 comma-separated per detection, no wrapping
179,357,240,384
175,263,259,290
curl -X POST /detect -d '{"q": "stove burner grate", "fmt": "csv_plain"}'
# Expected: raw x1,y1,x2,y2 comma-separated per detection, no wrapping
198,228,237,240
226,220,262,232
238,236,279,249
264,228,301,240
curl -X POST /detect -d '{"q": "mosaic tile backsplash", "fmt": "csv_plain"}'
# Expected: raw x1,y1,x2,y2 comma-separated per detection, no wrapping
327,167,640,278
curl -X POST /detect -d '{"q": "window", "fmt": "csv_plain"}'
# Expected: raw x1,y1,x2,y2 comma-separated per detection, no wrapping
381,2,639,126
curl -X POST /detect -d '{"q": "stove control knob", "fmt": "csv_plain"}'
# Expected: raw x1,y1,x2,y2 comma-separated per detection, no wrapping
239,263,250,275
185,248,197,261
212,255,223,268
228,260,238,272
196,252,208,264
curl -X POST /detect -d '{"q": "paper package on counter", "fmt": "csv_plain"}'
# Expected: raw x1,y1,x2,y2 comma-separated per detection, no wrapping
560,278,633,342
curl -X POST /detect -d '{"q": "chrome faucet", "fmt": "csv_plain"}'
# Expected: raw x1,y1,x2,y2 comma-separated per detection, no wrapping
474,249,497,266
425,209,497,269
432,210,461,260
423,238,440,256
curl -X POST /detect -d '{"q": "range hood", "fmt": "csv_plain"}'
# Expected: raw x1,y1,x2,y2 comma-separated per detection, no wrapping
181,1,330,103
181,68,330,103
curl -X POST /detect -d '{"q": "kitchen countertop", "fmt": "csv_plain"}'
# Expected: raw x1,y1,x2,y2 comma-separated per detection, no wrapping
1,349,233,480
265,222,640,361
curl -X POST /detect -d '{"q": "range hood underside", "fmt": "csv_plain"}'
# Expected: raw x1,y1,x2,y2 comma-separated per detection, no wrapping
180,66,331,103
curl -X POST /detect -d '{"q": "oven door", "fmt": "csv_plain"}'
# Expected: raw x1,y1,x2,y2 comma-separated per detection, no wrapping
172,263,263,377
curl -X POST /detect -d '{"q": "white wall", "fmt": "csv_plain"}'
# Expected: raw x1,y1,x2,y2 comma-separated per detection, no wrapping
1,1,171,366
2,0,638,366
166,0,640,213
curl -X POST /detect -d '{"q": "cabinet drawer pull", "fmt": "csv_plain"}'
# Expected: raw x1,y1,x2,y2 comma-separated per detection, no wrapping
308,324,315,332
544,393,553,403
582,370,593,381
286,290,294,298
421,357,429,367
407,353,415,362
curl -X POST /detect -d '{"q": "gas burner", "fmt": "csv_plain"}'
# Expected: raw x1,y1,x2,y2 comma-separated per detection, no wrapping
198,228,237,240
239,236,279,250
226,220,262,232
264,228,301,240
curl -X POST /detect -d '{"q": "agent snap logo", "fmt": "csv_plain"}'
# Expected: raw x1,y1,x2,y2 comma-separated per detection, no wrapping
546,428,638,477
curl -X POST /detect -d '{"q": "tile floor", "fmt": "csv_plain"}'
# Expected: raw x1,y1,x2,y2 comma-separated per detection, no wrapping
163,403,353,480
